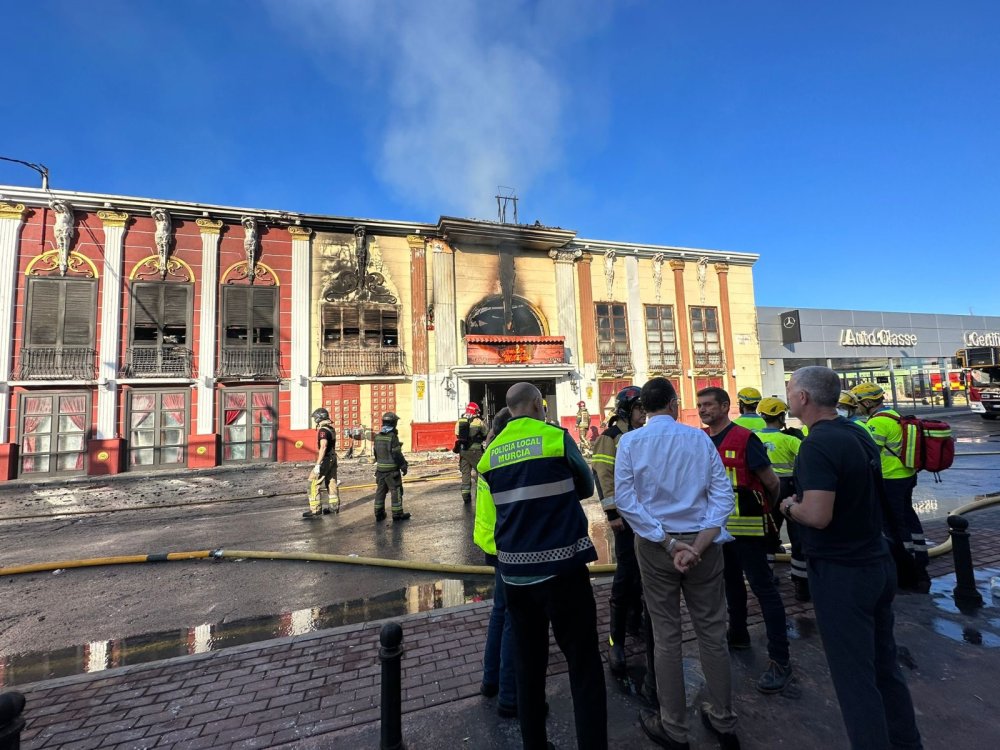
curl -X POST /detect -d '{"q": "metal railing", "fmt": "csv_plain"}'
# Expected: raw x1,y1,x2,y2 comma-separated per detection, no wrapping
15,347,97,380
218,348,282,379
648,350,681,371
120,346,194,378
597,350,634,374
693,351,725,369
316,347,407,377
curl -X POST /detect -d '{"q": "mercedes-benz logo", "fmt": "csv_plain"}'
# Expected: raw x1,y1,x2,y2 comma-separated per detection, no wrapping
783,316,797,328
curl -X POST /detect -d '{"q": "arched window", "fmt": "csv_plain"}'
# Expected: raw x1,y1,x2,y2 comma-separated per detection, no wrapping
466,295,544,336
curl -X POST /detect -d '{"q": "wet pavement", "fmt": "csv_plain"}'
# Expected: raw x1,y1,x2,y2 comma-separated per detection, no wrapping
4,506,1000,749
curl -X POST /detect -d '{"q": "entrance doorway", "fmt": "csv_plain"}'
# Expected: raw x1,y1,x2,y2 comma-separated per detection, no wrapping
467,379,556,426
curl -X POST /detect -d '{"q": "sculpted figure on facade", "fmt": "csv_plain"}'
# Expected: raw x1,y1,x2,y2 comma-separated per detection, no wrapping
151,207,172,279
697,256,709,303
241,216,259,283
652,253,665,302
50,200,75,276
604,249,617,298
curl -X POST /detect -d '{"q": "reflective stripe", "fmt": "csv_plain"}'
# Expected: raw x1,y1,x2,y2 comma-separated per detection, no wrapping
591,453,615,465
600,494,616,510
377,463,398,470
493,478,575,506
497,537,595,565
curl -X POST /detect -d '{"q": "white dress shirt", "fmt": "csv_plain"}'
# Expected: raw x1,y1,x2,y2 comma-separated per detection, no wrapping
614,414,734,544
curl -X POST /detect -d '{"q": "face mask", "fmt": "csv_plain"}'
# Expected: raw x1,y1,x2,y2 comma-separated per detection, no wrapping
836,408,849,418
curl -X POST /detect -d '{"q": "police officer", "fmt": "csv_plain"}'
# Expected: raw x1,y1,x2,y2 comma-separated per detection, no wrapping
756,398,809,601
455,403,487,504
853,382,929,591
373,412,410,522
304,407,339,519
576,400,592,456
733,386,766,431
592,386,655,698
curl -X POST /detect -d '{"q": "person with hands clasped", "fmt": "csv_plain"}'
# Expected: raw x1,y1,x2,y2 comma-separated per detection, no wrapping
614,377,740,750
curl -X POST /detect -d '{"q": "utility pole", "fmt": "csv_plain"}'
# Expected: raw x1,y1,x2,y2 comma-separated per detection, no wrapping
0,156,50,188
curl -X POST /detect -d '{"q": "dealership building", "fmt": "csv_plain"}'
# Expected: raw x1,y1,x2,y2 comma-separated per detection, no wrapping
757,307,1000,409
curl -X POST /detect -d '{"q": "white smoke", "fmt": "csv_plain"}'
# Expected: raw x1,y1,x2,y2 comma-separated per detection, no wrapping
267,0,612,218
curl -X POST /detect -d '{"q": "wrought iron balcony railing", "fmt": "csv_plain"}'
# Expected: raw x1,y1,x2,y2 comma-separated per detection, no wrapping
15,347,97,380
693,351,725,369
316,347,407,377
218,347,282,379
120,346,194,378
647,350,681,372
597,350,634,374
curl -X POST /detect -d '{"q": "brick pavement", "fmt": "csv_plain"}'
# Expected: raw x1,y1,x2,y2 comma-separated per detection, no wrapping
12,504,1000,749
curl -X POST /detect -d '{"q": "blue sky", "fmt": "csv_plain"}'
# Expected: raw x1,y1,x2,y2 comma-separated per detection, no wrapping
2,1,998,315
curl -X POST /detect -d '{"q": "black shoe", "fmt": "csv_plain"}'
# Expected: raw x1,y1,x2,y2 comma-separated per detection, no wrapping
499,701,548,719
375,510,387,522
392,512,411,521
639,709,690,749
726,629,751,650
321,506,332,515
480,682,499,698
302,510,322,519
756,660,792,694
462,492,472,504
700,707,741,749
792,577,811,603
607,639,626,676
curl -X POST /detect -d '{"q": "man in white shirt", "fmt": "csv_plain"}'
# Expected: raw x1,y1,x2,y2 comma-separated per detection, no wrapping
615,377,739,750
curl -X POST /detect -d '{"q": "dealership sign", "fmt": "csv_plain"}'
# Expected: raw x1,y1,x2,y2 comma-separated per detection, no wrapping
839,328,918,347
964,331,1000,347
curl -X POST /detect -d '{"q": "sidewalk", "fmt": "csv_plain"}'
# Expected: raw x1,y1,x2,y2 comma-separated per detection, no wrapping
12,509,1000,750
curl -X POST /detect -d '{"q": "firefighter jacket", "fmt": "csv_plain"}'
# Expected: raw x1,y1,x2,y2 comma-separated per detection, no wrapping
576,408,591,430
590,418,628,520
710,424,769,538
867,408,916,480
733,413,766,432
374,428,408,474
756,428,799,477
455,416,487,450
475,416,596,579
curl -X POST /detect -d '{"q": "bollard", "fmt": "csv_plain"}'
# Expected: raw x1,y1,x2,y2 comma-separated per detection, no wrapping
0,692,26,750
379,621,405,750
948,515,983,611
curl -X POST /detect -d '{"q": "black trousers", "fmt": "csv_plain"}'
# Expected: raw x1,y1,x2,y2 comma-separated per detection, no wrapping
505,565,608,750
610,520,643,616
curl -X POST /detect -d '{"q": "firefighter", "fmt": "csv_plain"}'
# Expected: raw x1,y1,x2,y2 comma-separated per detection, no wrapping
542,398,560,427
733,386,766,431
592,386,656,699
455,403,487,504
575,400,592,456
756,397,809,601
373,412,410,522
303,407,340,519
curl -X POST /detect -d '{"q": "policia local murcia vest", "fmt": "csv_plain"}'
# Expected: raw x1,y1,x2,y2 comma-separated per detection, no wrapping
475,417,596,578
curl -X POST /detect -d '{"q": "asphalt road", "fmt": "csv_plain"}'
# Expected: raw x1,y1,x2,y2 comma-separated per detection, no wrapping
0,411,996,684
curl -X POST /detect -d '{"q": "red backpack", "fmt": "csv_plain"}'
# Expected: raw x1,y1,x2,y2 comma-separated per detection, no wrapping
877,412,955,481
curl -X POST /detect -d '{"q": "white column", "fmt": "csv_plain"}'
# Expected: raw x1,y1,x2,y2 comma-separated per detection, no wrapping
196,219,222,434
625,255,648,385
431,241,458,421
95,211,129,440
0,203,27,444
289,226,312,430
549,249,582,366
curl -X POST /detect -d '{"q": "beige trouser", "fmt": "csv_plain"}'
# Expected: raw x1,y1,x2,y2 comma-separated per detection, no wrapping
459,445,483,493
635,535,737,743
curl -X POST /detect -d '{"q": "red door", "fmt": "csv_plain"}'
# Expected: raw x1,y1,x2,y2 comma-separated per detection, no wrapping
322,384,360,453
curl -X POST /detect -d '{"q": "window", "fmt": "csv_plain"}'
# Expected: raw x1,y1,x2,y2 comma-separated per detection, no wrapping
466,295,543,336
323,304,399,348
25,278,97,348
19,392,88,476
596,302,631,373
223,287,276,347
221,388,277,463
130,283,191,346
645,305,678,369
690,306,723,367
128,390,188,468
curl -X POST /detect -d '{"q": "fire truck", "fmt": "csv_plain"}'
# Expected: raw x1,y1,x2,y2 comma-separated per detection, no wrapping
957,346,1000,420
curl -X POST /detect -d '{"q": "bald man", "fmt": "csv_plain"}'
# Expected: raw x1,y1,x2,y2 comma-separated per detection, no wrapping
476,382,607,749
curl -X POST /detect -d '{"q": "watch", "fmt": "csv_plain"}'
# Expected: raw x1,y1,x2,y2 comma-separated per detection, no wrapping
665,537,678,555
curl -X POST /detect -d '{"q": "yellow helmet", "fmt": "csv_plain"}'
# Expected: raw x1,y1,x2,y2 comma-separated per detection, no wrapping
757,397,788,418
850,382,884,402
838,391,859,409
737,387,762,405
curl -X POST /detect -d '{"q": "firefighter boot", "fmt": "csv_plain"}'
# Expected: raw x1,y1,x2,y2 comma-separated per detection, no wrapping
375,509,387,522
462,491,472,505
607,602,628,676
328,486,341,515
792,576,811,603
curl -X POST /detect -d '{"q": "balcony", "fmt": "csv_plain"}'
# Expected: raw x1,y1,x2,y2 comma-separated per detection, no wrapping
597,350,634,374
15,347,97,380
693,351,726,369
316,347,407,377
648,350,681,373
218,347,282,379
120,346,194,378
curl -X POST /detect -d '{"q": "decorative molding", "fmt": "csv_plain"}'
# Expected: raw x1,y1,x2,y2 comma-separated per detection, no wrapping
241,216,259,284
548,247,582,263
714,262,729,275
288,225,313,241
50,199,75,276
0,202,27,220
406,234,425,257
129,254,194,282
669,259,685,272
25,249,98,278
196,218,223,235
97,210,129,228
652,253,665,302
221,259,279,286
603,249,617,298
151,207,173,279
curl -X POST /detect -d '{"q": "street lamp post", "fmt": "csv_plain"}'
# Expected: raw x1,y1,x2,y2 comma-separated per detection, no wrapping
0,155,49,188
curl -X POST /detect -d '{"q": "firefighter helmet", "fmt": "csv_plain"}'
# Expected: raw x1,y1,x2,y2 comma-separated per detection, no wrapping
464,402,480,417
381,412,399,426
757,397,788,418
310,408,330,424
737,387,762,405
577,400,587,408
838,391,859,409
851,382,884,402
614,386,642,424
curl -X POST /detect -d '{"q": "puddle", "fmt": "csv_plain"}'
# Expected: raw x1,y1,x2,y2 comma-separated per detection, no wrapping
926,566,1000,648
0,577,492,688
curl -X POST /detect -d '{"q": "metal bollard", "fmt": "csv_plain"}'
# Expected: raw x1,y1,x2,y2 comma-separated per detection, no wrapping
0,692,26,750
948,515,983,611
379,621,405,750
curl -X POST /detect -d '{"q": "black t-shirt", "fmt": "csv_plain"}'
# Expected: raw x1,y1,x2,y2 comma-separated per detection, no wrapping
317,426,337,463
793,417,888,564
710,423,770,503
